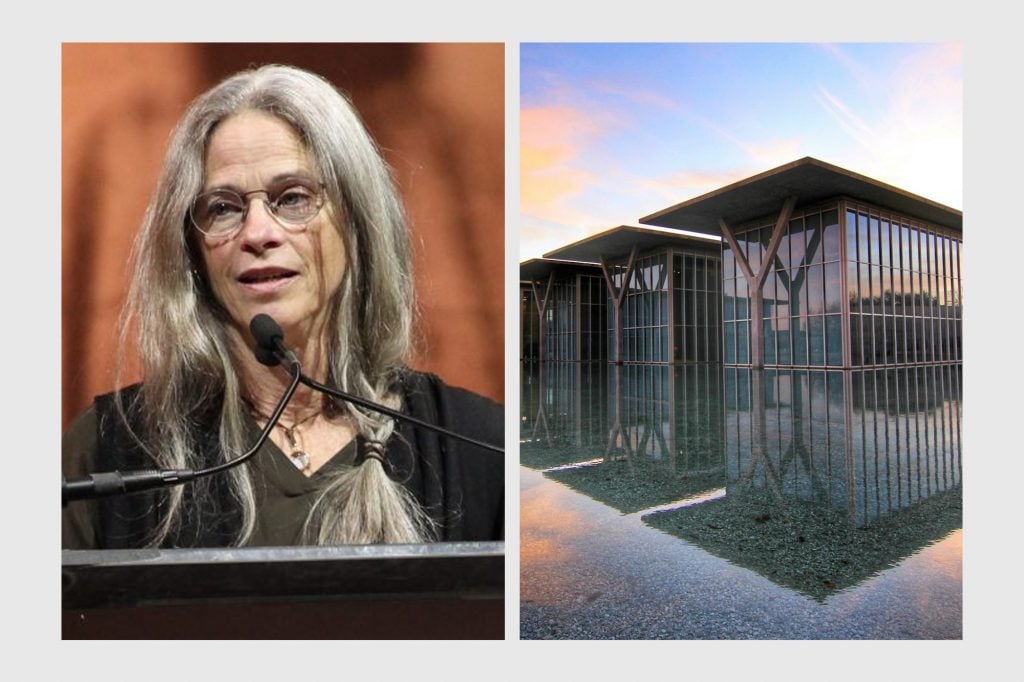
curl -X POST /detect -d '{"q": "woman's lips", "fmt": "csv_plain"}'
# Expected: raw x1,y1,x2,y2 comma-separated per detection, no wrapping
236,267,298,295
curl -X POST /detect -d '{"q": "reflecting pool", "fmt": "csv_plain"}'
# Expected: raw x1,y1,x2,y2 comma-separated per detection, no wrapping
520,362,962,639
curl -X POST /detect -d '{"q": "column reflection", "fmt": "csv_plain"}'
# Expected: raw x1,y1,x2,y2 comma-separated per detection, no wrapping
520,363,726,513
520,362,610,470
644,364,962,600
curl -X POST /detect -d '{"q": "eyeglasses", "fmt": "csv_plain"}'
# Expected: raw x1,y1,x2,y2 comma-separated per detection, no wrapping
189,180,326,238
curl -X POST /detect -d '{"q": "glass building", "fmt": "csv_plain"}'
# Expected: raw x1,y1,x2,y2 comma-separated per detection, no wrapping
641,157,962,369
520,259,607,362
539,225,722,364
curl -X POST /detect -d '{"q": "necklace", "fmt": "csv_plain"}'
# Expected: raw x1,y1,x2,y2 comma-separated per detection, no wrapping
252,407,320,473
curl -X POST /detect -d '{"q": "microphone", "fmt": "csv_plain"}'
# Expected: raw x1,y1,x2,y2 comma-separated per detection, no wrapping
62,343,302,505
250,314,504,455
250,313,298,370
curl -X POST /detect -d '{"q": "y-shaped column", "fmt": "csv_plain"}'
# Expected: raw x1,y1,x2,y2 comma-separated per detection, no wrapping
718,196,797,368
598,245,638,365
530,272,555,362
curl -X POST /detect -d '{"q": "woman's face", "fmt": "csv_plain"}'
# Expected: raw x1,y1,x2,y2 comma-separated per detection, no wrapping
197,110,347,350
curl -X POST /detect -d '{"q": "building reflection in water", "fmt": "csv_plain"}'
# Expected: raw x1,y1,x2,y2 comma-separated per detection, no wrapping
521,362,726,512
520,362,611,471
718,365,961,526
521,362,962,600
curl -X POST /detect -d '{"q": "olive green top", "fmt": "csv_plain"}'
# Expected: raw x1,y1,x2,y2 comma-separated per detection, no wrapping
62,406,359,548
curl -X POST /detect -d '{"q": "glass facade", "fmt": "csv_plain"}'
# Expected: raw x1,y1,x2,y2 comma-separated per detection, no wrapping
723,205,842,367
534,273,608,362
674,253,721,362
846,202,962,366
723,200,961,368
543,275,577,361
578,274,608,361
608,248,720,363
520,284,540,360
616,252,670,363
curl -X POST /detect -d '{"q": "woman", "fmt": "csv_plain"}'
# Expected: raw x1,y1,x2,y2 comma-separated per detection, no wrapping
62,64,504,548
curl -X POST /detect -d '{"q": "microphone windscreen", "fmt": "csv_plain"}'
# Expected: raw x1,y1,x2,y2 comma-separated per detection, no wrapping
250,314,284,367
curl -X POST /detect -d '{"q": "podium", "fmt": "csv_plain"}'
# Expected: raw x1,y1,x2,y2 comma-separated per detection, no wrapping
62,542,504,639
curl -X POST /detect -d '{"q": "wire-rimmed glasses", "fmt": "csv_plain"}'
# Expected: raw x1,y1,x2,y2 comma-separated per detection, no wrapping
189,179,326,239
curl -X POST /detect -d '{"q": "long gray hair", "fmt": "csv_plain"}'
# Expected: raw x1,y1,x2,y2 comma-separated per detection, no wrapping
118,64,434,546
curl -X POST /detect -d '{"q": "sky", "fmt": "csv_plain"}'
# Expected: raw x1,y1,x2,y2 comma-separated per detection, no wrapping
519,42,963,260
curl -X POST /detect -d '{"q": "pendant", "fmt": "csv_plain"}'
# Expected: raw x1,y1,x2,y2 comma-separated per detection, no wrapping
289,450,311,472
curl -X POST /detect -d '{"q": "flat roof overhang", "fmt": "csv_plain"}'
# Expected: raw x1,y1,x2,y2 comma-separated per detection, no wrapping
640,157,962,235
519,257,602,282
542,225,721,263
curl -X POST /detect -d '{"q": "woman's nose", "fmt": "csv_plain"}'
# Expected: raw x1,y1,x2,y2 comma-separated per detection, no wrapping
238,195,285,251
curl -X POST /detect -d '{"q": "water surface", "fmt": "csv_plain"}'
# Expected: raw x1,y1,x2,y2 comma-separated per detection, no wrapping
520,362,962,639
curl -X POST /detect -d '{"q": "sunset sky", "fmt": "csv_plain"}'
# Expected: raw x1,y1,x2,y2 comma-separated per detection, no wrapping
519,42,963,260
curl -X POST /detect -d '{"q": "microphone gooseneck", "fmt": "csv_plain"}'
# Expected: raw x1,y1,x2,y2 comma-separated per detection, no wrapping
299,374,504,454
251,315,504,455
61,342,302,505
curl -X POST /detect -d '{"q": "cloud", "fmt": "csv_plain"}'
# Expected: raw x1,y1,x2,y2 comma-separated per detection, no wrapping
816,86,879,149
639,145,800,206
665,103,803,171
521,105,606,152
586,79,682,111
816,43,878,92
740,140,806,170
520,105,612,226
519,69,803,247
640,169,744,204
813,44,962,207
519,218,607,261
